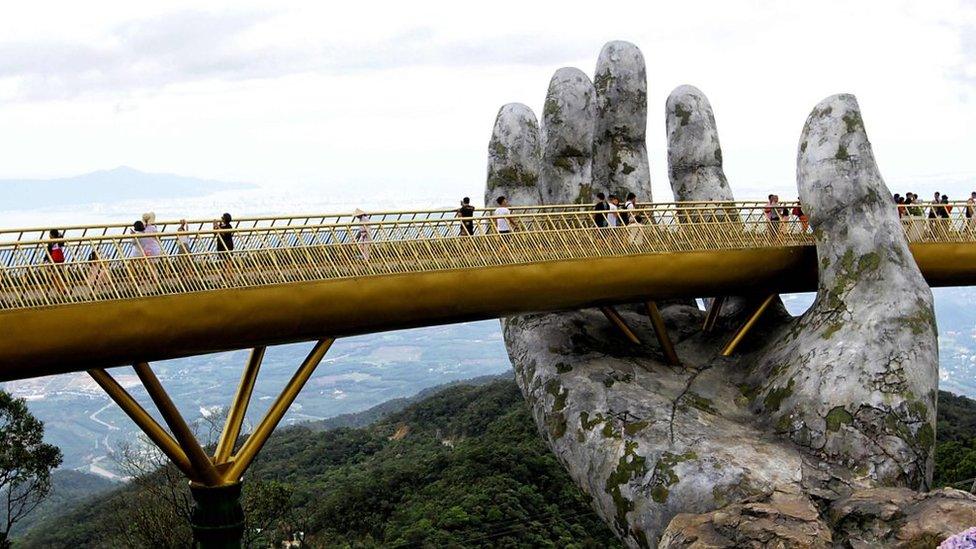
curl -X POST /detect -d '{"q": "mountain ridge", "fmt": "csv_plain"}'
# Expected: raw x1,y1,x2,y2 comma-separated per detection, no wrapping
0,166,255,209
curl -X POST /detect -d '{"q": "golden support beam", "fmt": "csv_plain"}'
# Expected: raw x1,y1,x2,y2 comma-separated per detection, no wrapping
223,338,334,483
702,296,726,334
133,362,223,486
645,301,680,366
87,369,198,481
600,306,642,345
214,347,266,464
720,294,777,357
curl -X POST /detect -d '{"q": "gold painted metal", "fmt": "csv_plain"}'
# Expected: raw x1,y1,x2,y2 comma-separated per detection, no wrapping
3,203,976,380
645,301,680,365
87,368,197,481
702,296,726,333
133,362,223,486
601,306,642,345
223,338,334,483
720,294,778,357
214,347,266,464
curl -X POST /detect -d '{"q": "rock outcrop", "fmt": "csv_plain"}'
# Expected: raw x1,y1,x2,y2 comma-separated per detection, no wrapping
541,68,596,205
593,41,652,202
485,41,971,548
485,103,542,207
749,94,938,492
664,84,789,328
665,85,732,203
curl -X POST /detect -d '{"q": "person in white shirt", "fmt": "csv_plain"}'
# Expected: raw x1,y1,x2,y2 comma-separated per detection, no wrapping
607,195,621,227
624,192,639,225
493,196,513,233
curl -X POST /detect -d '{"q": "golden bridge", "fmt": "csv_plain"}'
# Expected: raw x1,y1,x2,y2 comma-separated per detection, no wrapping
2,200,975,546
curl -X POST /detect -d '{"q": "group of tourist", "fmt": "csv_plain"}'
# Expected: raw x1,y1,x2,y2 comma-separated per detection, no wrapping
42,212,237,266
36,190,976,280
894,191,976,220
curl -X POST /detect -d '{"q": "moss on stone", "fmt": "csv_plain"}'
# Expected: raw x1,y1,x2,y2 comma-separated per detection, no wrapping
551,156,574,171
545,379,568,412
835,143,850,161
674,103,692,126
624,420,649,436
555,362,573,374
684,391,717,415
605,440,648,532
543,94,562,123
490,165,538,188
902,306,937,336
918,423,935,450
763,378,795,412
825,406,854,432
546,412,567,439
648,450,698,504
580,411,604,431
822,322,843,340
843,111,864,133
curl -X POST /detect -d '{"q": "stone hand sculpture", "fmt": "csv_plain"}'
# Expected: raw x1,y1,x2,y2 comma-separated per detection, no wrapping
483,41,976,548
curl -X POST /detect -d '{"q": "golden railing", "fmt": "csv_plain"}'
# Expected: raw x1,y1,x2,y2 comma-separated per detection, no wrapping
1,201,974,311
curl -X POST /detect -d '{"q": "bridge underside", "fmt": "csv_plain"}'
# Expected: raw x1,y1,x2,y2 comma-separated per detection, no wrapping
1,242,972,381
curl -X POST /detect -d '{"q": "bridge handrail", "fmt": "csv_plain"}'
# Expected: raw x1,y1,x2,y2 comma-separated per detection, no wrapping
0,200,972,311
0,202,790,248
0,200,780,243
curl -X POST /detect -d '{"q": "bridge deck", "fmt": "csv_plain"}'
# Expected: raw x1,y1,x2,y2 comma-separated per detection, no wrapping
2,202,974,380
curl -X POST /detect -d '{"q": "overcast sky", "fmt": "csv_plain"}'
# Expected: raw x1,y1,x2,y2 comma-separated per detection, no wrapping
0,0,974,205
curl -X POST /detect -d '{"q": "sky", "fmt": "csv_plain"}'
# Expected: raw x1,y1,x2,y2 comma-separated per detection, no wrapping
0,0,975,210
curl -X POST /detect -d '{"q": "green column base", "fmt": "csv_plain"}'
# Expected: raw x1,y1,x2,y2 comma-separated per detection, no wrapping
190,482,245,549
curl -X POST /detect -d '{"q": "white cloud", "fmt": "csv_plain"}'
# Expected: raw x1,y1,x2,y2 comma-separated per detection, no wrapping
0,0,973,210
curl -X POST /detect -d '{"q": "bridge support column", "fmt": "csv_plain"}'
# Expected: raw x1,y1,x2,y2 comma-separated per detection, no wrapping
189,482,245,549
600,306,642,345
645,301,680,366
86,338,335,548
721,294,776,356
702,296,726,333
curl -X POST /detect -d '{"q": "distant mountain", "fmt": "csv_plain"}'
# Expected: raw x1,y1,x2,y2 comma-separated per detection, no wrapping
0,166,254,210
304,373,510,432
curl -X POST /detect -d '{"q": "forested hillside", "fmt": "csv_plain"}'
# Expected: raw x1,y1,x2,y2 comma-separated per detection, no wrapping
19,381,976,548
20,378,620,548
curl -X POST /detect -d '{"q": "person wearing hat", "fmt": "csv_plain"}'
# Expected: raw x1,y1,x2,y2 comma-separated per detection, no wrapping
354,209,371,261
139,212,162,256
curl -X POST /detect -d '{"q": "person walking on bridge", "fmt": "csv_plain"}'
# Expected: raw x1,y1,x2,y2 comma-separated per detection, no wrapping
792,200,808,233
624,192,645,247
607,195,622,228
967,192,976,233
214,213,235,253
138,213,162,257
43,229,67,295
456,197,476,236
354,209,371,261
593,192,609,228
492,196,513,234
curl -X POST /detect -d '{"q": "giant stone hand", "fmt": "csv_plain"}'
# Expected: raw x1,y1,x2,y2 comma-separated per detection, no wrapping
483,41,976,548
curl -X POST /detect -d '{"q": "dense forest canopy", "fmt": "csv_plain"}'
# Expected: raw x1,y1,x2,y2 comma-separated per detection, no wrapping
17,379,976,547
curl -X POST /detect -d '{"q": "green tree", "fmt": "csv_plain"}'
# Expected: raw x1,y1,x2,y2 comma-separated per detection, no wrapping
0,390,62,548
